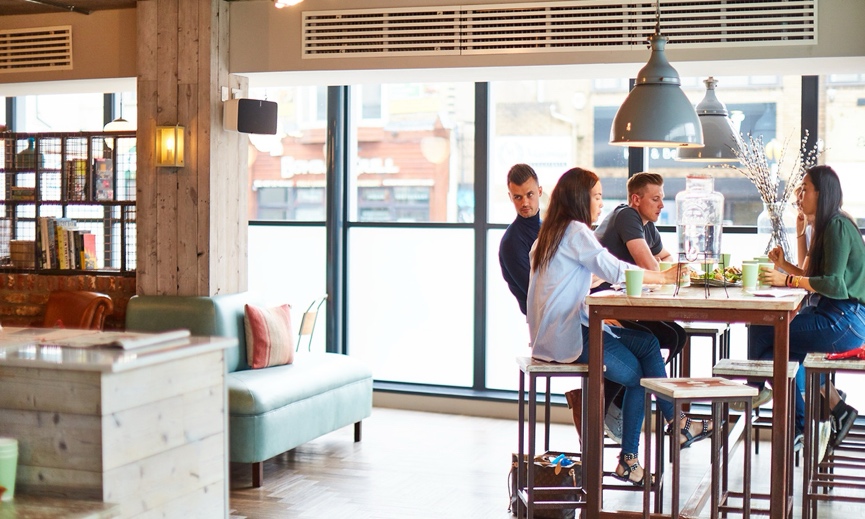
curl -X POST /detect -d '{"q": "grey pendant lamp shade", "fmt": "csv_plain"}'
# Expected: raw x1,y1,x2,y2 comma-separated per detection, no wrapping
676,77,743,162
609,34,703,148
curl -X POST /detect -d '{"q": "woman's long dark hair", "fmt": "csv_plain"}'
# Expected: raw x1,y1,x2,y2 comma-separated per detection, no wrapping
806,165,854,277
532,167,599,273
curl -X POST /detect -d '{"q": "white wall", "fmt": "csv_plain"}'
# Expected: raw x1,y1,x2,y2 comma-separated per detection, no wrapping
228,0,865,85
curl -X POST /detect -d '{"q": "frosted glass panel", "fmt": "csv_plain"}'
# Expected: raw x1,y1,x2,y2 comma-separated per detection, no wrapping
348,227,473,385
248,225,327,352
486,228,532,391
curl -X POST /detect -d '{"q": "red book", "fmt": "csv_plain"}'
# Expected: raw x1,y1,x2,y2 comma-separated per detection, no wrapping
82,232,97,269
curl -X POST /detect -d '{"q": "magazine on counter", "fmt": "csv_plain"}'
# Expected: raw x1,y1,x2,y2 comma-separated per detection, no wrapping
16,328,192,350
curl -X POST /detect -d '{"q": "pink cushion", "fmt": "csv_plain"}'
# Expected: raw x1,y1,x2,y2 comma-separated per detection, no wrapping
244,303,295,369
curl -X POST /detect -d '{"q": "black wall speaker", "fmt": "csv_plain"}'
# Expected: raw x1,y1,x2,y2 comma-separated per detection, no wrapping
224,98,278,135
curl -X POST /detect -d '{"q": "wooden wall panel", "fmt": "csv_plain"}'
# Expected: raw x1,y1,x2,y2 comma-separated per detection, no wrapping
100,350,223,414
16,465,103,500
136,0,158,296
0,367,101,413
137,0,247,297
103,432,225,516
0,409,102,471
101,383,224,471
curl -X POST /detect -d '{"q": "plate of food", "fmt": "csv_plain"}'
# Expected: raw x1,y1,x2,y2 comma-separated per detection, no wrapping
689,266,742,287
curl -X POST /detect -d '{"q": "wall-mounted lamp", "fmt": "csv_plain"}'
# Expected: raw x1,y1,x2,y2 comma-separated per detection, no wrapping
156,125,184,168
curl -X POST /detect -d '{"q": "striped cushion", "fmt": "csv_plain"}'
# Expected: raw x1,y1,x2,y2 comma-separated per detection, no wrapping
244,303,295,369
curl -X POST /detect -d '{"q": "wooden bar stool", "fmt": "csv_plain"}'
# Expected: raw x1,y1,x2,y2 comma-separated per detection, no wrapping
516,357,668,518
677,323,731,414
802,352,865,519
641,377,756,519
516,357,589,519
677,322,731,378
712,358,800,482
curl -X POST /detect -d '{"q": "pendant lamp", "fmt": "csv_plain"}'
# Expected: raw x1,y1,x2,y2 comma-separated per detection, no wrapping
676,77,742,162
104,93,135,150
609,2,703,148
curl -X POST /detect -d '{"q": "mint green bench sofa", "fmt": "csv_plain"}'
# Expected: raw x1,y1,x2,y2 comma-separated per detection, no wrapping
125,292,373,487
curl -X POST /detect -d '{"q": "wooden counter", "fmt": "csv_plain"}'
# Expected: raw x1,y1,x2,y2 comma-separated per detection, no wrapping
0,494,118,519
0,330,235,518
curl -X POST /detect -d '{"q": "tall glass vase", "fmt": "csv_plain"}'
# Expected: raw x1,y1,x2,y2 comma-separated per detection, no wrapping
757,201,797,261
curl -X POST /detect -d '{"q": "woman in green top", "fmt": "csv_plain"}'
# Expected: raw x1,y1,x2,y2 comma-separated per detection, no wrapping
755,165,864,448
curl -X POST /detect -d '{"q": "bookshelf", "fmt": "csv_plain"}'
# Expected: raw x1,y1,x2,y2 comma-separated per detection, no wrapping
0,132,136,274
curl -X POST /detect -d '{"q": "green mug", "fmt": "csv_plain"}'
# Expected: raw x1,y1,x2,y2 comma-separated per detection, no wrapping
625,269,644,297
741,262,759,289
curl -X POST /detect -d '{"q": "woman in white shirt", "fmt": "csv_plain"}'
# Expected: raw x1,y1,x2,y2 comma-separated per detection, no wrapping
527,167,712,486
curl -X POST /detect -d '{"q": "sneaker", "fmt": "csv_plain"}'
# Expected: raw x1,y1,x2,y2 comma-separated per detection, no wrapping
830,401,859,448
604,402,624,445
818,420,832,461
793,432,804,453
730,387,773,412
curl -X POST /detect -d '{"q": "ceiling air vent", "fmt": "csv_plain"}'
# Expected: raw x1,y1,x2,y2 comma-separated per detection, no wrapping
0,26,73,74
302,0,815,59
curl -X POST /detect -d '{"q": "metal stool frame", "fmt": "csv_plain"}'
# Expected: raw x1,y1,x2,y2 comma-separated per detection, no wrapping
516,357,666,518
642,377,756,519
802,353,865,519
712,359,799,515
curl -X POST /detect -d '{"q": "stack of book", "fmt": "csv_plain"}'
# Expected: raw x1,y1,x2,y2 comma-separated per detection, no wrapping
37,216,98,270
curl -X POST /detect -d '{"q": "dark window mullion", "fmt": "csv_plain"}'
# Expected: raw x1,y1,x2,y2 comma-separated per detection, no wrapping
474,82,489,391
326,85,349,355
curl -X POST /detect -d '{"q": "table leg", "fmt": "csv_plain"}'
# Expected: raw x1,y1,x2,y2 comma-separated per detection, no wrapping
771,315,792,519
528,373,537,519
587,311,605,517
517,367,526,518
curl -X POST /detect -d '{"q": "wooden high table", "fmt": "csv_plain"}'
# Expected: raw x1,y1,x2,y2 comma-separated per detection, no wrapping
585,286,806,519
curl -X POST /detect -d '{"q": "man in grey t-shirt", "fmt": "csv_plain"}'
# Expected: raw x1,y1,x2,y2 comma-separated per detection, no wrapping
594,172,673,267
595,172,686,402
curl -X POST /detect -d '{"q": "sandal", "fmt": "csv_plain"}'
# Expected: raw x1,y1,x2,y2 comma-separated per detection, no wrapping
675,411,713,448
611,452,653,487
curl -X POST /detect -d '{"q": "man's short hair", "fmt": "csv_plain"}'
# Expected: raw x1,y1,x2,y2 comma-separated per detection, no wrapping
507,164,538,186
627,172,664,197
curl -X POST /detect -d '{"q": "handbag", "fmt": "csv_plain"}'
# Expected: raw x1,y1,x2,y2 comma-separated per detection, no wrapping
508,451,581,519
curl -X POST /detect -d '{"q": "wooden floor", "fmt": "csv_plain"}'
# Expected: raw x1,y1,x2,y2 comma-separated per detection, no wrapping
229,407,865,518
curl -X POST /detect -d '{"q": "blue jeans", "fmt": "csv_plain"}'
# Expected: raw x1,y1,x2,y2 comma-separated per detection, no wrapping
749,297,865,431
580,325,673,454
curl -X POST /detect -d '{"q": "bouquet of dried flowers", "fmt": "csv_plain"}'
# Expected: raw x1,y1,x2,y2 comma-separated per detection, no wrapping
725,130,820,259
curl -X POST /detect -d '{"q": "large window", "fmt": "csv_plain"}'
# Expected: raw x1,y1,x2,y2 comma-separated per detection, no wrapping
244,74,865,411
14,93,105,132
489,79,621,225
348,82,475,224
347,227,474,385
247,86,328,222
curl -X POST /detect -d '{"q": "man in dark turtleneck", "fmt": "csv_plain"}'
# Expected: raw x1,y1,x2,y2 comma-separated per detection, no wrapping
498,163,542,316
498,163,625,445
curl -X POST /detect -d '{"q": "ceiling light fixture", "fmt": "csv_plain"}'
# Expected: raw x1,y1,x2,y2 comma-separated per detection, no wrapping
609,0,703,148
273,0,303,8
676,77,743,162
104,92,135,150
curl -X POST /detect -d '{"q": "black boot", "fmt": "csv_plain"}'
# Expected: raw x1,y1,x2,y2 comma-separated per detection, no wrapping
830,401,859,448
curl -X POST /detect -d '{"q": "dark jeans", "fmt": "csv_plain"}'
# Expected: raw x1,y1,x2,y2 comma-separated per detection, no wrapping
749,297,865,431
579,325,674,454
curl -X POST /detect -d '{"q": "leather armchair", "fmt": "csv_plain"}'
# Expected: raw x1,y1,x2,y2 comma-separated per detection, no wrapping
42,290,114,330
